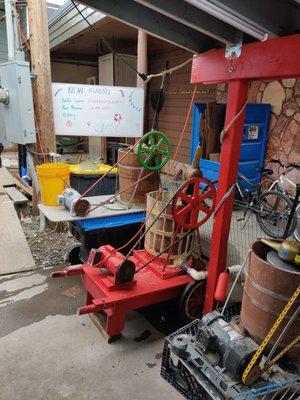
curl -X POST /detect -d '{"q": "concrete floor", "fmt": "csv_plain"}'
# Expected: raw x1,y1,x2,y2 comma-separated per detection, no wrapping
0,266,181,400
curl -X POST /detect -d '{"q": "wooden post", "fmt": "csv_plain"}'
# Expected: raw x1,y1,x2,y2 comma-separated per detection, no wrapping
27,0,56,154
27,0,56,212
137,30,147,90
136,30,147,142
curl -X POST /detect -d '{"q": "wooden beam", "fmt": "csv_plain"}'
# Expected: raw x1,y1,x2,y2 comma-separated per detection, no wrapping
27,0,56,153
191,34,300,84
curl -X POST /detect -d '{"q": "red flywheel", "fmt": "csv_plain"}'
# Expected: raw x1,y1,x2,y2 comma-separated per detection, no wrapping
172,177,216,229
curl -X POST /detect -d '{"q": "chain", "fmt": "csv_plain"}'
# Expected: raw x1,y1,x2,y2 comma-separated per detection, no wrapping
265,335,300,369
242,285,300,384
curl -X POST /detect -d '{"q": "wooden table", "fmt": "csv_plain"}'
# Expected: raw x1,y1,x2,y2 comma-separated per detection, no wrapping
38,195,145,231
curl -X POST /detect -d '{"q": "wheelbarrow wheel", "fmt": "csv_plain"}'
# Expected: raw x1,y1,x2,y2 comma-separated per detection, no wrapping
179,280,206,322
66,244,83,265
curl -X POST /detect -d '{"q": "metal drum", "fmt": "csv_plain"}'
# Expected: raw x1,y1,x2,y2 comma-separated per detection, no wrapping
118,148,159,206
144,191,194,264
241,240,300,359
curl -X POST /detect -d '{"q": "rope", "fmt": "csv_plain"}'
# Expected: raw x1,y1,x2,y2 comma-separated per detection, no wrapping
98,85,198,266
145,57,194,83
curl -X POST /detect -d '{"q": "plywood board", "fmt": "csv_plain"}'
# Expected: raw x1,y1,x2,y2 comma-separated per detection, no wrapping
0,201,35,275
0,167,15,187
38,195,145,222
14,177,33,197
5,186,29,204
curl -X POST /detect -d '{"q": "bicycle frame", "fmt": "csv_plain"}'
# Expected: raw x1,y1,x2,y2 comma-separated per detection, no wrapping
270,174,296,194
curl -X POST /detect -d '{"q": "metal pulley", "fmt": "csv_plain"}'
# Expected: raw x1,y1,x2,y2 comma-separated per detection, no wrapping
172,177,216,229
137,130,171,171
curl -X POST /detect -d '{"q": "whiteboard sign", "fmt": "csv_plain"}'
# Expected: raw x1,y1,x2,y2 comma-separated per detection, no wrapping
52,83,144,137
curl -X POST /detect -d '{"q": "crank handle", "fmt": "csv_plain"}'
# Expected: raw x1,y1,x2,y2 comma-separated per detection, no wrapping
51,265,84,278
78,298,116,315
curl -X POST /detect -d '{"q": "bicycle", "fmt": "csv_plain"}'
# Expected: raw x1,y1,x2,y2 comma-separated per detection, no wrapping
258,159,300,240
259,159,300,195
234,172,297,239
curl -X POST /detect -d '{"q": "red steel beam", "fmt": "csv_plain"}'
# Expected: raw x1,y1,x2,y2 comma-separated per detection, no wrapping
191,34,300,84
191,33,300,313
203,80,249,313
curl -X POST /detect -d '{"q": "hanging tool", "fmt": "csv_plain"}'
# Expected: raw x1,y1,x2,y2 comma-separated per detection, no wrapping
242,284,300,385
150,61,169,131
261,238,300,264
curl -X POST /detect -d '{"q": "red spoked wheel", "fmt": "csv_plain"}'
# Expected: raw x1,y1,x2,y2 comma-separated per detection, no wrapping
172,177,216,229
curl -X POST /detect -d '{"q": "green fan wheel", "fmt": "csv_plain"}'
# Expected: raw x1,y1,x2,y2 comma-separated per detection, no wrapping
137,131,171,171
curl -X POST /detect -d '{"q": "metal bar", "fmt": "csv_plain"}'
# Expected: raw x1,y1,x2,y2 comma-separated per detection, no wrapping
204,79,249,314
80,0,218,52
134,0,236,44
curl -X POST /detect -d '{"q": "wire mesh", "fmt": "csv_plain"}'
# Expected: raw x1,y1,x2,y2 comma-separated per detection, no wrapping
198,207,267,266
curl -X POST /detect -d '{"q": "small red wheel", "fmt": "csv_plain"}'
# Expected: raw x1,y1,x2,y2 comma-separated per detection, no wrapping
172,177,216,229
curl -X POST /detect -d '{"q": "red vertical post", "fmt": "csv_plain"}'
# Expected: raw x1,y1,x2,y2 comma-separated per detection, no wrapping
203,80,249,314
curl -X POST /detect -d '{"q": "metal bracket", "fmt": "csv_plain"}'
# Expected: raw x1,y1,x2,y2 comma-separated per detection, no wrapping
225,36,243,60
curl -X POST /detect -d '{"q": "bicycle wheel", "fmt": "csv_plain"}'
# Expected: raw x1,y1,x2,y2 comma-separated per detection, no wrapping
256,190,297,239
258,176,279,195
294,203,300,242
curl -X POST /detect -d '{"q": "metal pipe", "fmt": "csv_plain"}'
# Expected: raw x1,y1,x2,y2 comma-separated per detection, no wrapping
5,0,15,60
181,262,208,281
264,304,300,365
184,0,270,41
221,251,251,315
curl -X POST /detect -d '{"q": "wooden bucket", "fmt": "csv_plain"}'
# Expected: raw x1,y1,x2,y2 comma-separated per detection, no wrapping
118,148,159,206
144,190,194,264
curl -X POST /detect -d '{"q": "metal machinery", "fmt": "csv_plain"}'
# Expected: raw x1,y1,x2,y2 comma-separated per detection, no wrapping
159,34,300,400
53,131,217,340
164,310,299,400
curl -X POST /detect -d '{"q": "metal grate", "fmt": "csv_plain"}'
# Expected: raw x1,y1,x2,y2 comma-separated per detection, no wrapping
198,208,266,266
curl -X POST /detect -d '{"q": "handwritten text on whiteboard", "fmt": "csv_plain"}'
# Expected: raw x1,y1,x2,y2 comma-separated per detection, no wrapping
52,83,144,137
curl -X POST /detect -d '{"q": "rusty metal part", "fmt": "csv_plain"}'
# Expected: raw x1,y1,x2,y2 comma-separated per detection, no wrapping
241,241,300,359
118,148,159,206
73,198,91,217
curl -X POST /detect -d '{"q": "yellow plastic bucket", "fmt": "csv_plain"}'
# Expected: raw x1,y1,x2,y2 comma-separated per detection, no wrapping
36,163,70,206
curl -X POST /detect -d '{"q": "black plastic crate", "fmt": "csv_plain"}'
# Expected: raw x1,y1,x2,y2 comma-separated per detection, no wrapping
161,303,242,400
69,221,144,251
70,172,117,196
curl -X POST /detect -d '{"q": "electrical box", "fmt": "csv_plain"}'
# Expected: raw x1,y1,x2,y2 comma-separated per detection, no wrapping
0,61,36,144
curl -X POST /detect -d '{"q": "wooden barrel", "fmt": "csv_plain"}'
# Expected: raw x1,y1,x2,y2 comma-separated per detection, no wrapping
118,148,159,206
241,240,300,359
144,190,194,264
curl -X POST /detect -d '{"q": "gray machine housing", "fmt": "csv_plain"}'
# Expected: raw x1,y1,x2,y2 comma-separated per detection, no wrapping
0,61,36,144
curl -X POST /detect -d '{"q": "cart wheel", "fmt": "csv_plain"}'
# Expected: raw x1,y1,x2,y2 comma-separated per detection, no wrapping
179,280,206,322
67,244,83,265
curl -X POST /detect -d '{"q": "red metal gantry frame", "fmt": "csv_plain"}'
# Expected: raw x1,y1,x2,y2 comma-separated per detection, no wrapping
190,33,300,314
53,246,191,339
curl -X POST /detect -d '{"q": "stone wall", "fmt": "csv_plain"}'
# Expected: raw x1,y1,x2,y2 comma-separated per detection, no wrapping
217,79,300,186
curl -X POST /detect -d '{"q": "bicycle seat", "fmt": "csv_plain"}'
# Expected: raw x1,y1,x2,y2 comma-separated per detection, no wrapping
257,167,273,176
